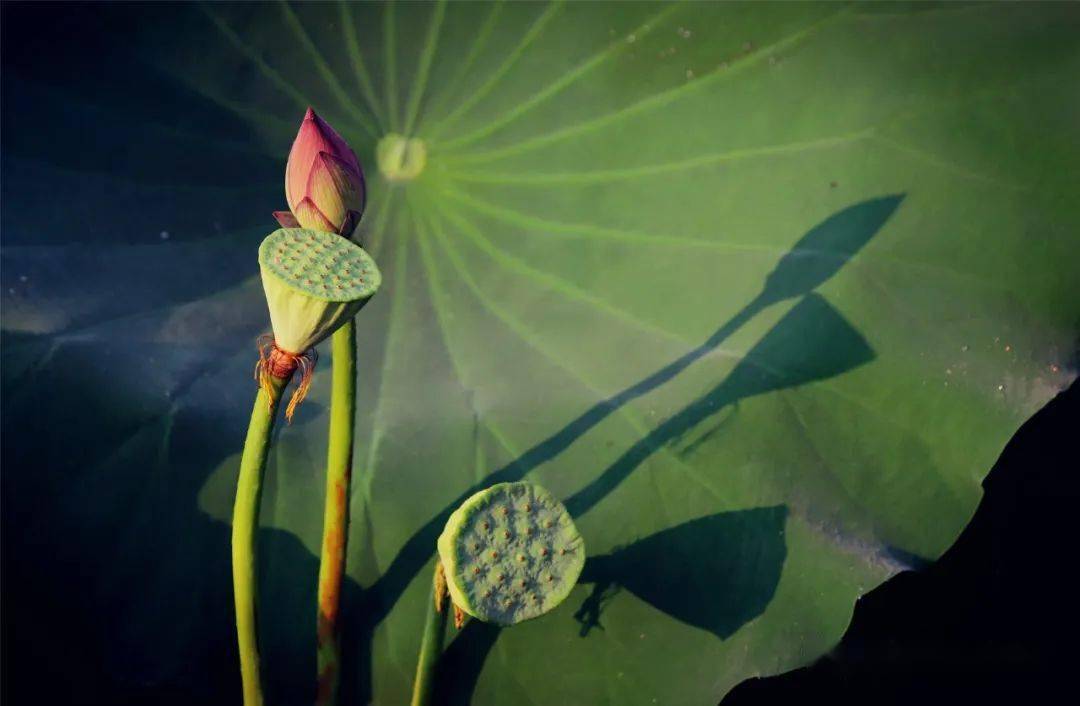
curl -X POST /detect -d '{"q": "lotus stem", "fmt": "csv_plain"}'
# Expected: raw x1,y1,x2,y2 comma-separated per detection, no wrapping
411,562,450,706
233,369,294,706
315,319,357,706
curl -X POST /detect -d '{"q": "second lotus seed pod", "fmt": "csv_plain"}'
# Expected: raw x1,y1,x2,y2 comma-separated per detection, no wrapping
437,482,585,625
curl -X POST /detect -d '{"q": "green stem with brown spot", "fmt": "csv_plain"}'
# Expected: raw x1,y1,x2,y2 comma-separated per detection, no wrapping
315,320,356,706
411,563,450,706
233,372,293,706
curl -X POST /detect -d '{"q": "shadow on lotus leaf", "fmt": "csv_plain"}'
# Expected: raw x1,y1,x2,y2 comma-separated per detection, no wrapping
377,275,880,698
429,290,877,700
757,194,903,307
434,507,788,705
573,506,789,640
369,285,877,703
563,292,876,518
368,196,900,615
358,196,895,703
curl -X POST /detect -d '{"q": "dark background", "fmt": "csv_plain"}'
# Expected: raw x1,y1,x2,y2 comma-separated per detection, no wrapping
3,3,1078,704
725,380,1079,705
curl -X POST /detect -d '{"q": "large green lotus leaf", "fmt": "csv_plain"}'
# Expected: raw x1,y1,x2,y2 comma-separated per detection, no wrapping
3,2,1077,705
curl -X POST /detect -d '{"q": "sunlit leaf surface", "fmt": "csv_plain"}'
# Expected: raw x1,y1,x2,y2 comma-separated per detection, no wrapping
2,2,1078,704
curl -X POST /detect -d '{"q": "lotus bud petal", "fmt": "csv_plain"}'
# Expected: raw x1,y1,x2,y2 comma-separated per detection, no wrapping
283,108,366,238
273,211,300,228
292,197,338,234
305,152,364,236
338,210,359,239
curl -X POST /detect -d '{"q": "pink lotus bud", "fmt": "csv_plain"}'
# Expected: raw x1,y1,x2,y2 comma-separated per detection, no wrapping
274,108,366,238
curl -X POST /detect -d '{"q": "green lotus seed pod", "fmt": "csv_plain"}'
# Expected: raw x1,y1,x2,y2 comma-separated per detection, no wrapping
437,482,585,626
258,228,380,353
